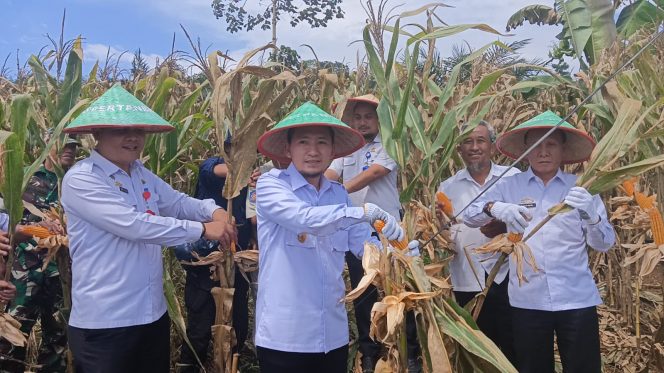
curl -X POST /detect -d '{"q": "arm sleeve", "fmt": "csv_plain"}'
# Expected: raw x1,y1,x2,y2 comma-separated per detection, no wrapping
346,194,380,258
151,172,218,222
328,158,344,177
373,147,397,172
463,180,507,228
256,173,366,236
198,157,226,198
62,172,204,245
0,213,8,232
583,195,616,252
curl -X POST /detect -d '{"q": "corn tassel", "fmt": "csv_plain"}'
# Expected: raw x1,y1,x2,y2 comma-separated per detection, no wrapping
18,226,53,239
435,191,454,218
373,220,408,250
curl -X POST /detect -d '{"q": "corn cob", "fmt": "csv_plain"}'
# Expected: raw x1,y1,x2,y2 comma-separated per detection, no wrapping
373,219,408,250
649,208,664,246
18,225,53,239
622,177,637,197
634,191,664,245
435,191,454,218
507,232,523,243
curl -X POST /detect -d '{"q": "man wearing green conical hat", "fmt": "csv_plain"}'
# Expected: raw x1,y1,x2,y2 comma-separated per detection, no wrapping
60,85,237,372
255,102,418,372
325,94,421,373
464,111,616,373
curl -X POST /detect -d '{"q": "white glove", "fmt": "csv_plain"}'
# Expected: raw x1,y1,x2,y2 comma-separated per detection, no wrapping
564,186,599,223
364,203,404,242
490,201,531,234
388,240,421,257
406,240,421,257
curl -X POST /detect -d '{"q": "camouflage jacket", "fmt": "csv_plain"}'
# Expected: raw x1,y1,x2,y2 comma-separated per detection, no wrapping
15,165,60,277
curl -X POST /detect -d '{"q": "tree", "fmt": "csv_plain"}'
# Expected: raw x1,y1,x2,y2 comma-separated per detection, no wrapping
211,0,345,45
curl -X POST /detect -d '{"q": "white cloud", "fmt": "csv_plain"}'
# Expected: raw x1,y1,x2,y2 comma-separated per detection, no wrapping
138,0,564,67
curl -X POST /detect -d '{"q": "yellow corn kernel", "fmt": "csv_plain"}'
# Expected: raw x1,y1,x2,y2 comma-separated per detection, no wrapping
373,219,408,250
622,177,637,197
649,208,664,246
507,232,523,243
435,191,454,218
19,226,53,239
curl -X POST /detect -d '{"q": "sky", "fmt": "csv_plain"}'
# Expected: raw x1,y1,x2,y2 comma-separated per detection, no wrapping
0,0,565,77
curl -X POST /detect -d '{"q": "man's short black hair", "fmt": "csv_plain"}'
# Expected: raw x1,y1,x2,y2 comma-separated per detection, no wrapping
524,128,567,145
286,126,335,144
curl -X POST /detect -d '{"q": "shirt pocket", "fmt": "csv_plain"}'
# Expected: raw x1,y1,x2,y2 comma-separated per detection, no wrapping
343,157,356,167
331,230,349,253
285,232,316,249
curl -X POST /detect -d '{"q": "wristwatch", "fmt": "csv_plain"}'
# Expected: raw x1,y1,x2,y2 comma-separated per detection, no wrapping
483,202,495,217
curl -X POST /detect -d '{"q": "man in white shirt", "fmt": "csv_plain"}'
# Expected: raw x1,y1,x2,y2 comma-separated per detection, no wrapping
464,111,615,373
61,85,237,373
255,101,411,373
325,95,421,373
437,121,518,363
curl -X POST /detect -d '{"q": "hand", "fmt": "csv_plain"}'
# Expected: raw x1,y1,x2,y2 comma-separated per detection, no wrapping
364,203,404,242
38,220,64,235
0,230,10,256
490,202,531,234
388,240,420,257
480,219,507,238
406,240,420,257
0,281,16,302
203,220,237,249
211,208,230,222
435,200,447,221
564,186,599,223
248,168,261,188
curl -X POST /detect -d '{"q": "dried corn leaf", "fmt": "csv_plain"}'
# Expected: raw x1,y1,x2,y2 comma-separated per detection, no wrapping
0,313,26,346
234,249,258,273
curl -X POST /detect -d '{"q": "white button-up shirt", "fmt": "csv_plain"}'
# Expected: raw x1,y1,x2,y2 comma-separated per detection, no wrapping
62,150,218,329
328,135,400,219
255,163,377,353
439,163,520,292
464,168,615,311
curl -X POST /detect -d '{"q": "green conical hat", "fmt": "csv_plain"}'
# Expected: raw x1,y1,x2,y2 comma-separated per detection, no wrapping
496,110,596,164
64,85,174,134
258,102,365,164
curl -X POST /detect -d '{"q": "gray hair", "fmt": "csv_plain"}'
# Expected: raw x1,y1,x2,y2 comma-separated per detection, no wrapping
460,120,497,143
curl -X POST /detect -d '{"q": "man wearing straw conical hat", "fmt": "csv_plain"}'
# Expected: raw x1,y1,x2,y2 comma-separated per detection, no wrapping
464,111,616,373
255,102,416,373
325,94,420,373
60,85,237,373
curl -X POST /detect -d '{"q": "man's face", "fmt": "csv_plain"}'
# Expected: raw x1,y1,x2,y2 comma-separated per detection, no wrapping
58,143,78,170
351,103,379,141
457,125,494,173
524,128,564,178
94,128,146,169
286,127,334,182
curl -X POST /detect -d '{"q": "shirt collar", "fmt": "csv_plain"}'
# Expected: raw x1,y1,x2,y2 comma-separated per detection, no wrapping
90,150,140,177
458,162,500,184
525,167,565,185
284,162,331,193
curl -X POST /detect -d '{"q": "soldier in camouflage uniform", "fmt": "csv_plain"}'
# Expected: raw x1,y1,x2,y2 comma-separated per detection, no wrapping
0,136,79,373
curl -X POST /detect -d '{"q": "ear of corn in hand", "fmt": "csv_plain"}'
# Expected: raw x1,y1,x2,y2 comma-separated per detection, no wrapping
18,225,53,239
435,191,454,218
373,219,408,250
